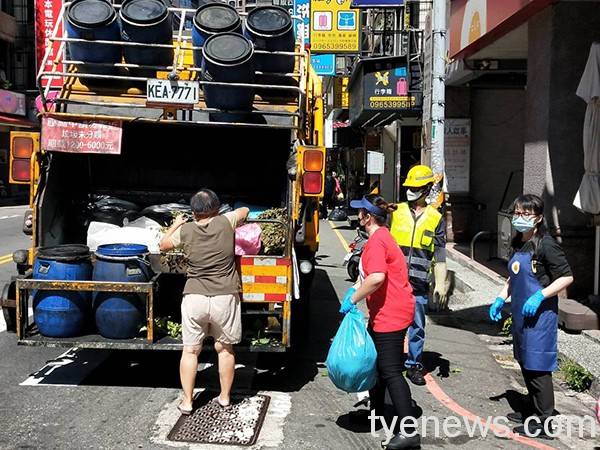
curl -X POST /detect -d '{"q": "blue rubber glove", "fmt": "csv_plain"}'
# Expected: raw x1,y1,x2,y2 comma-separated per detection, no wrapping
522,290,545,317
339,288,357,314
489,297,505,322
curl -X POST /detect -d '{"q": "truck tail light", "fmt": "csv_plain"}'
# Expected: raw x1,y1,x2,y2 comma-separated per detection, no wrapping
303,150,323,172
302,172,322,194
12,137,33,159
10,132,39,185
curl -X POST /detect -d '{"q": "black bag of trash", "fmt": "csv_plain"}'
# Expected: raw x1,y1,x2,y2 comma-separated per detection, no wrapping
139,203,192,226
328,207,348,222
88,195,140,226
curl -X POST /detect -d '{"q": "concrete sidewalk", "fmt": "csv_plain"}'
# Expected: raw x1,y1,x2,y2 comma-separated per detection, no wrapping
327,219,599,449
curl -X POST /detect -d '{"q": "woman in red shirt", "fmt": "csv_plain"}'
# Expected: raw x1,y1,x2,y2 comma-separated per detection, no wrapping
340,194,419,450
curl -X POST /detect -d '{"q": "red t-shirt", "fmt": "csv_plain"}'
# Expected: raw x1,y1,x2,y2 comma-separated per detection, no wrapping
359,227,415,332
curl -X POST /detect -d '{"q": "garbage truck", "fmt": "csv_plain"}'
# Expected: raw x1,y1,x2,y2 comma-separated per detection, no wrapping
1,1,324,352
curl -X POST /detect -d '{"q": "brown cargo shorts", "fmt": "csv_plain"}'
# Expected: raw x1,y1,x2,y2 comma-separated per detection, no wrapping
181,293,242,347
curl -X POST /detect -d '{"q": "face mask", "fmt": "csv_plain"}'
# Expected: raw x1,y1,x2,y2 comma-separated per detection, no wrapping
406,189,425,202
512,215,537,233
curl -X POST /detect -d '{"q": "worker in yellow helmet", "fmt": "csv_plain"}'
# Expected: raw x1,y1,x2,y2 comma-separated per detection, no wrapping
390,164,448,386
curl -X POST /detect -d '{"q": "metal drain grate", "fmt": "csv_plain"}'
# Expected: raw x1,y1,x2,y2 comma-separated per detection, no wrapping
168,394,271,446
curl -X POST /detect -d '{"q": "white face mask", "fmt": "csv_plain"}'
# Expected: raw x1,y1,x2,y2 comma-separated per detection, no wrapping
406,189,425,202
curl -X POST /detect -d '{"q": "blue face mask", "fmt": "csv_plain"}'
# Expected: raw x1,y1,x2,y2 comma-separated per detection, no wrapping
512,215,537,233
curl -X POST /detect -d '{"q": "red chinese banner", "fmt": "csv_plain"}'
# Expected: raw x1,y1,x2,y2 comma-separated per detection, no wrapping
35,0,63,88
41,117,122,155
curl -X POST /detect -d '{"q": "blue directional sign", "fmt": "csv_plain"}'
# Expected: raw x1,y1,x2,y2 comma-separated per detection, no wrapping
310,54,336,76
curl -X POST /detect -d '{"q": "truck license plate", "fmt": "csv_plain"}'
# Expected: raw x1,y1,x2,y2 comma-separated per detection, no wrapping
147,79,199,106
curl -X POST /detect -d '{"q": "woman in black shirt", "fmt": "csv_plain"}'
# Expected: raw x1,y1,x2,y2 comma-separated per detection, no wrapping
489,194,574,439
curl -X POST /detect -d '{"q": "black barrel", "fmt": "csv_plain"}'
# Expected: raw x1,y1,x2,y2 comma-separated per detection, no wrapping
201,33,255,111
120,0,174,77
65,0,121,75
244,6,295,74
192,3,242,68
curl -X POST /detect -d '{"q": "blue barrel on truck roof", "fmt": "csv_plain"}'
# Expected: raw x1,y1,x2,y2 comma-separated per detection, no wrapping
33,245,93,338
120,0,174,77
93,244,152,339
65,0,122,75
201,32,255,112
192,3,242,68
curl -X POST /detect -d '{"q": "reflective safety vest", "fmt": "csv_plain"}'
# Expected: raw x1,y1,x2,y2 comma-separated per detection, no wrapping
390,202,442,293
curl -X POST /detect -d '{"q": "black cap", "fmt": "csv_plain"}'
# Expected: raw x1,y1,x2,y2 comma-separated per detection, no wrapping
203,32,253,65
194,3,240,34
120,0,169,25
68,0,116,28
246,6,292,36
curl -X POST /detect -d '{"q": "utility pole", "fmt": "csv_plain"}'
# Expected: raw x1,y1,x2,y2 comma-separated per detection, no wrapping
422,0,446,201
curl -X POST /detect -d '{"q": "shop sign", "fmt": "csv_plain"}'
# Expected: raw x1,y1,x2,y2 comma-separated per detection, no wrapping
444,118,471,193
0,90,27,116
363,66,420,111
35,0,63,88
333,77,349,108
311,54,336,76
41,117,122,155
293,0,311,45
310,0,359,53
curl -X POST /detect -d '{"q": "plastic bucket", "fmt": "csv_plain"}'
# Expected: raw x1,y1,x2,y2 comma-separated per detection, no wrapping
33,245,92,338
192,3,242,68
65,0,121,75
93,243,152,339
120,0,174,77
244,6,295,73
201,32,255,111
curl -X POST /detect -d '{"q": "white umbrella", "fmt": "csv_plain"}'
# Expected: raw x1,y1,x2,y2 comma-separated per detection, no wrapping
573,42,600,295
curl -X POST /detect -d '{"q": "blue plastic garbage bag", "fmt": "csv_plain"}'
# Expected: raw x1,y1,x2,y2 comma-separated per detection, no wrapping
326,308,378,393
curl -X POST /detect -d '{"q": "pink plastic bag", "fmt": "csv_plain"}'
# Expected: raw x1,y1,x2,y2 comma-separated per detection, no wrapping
235,223,262,256
596,396,600,423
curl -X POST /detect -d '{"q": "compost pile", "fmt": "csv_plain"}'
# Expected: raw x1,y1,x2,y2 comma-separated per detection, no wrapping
257,208,287,255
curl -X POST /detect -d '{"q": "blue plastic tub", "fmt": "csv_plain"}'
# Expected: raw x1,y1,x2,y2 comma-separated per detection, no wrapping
120,0,174,76
202,33,255,111
93,244,152,339
65,0,122,75
33,245,92,338
192,3,242,68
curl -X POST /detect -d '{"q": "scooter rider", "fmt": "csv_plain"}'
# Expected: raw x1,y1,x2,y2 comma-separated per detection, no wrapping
390,165,448,386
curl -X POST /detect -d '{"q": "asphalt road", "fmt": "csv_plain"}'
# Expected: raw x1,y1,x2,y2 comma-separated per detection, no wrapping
0,210,597,449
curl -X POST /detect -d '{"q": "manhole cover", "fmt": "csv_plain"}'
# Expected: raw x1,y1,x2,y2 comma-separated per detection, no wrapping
168,394,271,446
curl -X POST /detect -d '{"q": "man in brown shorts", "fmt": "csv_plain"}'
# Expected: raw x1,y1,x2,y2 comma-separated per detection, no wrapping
159,189,249,415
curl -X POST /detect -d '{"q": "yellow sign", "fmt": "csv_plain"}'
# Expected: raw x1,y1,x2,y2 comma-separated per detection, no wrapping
310,0,359,53
334,77,349,108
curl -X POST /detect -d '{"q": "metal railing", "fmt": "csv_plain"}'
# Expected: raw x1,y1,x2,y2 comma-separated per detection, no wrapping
36,2,309,130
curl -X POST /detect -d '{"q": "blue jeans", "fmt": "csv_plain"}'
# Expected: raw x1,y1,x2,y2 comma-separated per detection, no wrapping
405,295,427,370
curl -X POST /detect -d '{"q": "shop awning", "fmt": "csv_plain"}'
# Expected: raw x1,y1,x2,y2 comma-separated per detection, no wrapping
0,114,37,128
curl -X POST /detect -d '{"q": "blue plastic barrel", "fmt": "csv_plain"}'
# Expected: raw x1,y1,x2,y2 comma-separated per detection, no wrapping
65,0,121,75
33,245,92,338
202,33,255,111
120,0,174,77
192,3,242,68
93,244,152,339
244,6,295,74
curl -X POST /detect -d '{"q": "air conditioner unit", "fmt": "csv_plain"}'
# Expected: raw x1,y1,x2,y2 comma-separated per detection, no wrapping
497,211,514,261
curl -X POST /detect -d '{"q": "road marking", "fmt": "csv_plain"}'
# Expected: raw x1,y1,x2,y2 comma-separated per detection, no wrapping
328,221,350,252
0,254,13,265
0,214,20,220
332,223,555,450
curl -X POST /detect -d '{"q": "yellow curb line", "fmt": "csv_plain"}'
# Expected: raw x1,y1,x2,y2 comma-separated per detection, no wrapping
0,254,13,265
327,221,350,253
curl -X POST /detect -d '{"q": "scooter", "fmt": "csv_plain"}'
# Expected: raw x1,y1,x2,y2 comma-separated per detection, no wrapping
343,228,368,281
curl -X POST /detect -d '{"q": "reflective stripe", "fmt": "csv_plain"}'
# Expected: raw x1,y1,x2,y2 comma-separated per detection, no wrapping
409,269,429,280
410,256,431,268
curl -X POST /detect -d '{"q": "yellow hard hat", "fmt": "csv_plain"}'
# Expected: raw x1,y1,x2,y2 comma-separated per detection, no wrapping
403,165,434,187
